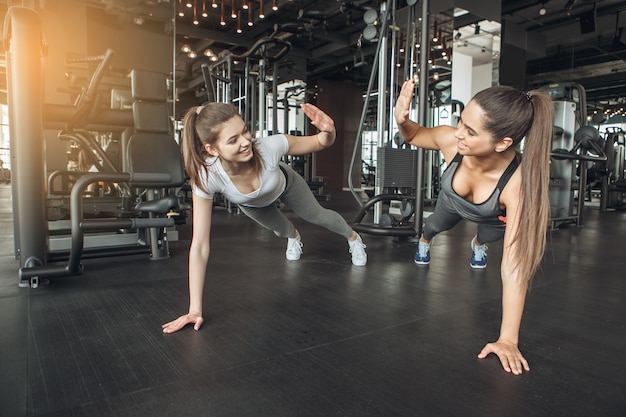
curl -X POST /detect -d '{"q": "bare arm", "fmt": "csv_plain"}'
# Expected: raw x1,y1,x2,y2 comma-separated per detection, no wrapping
393,79,458,161
284,103,336,155
162,193,213,333
478,173,530,374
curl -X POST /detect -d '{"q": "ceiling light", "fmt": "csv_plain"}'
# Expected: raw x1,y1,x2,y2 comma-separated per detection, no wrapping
193,0,199,24
202,0,208,17
248,5,254,26
181,44,191,52
220,0,226,25
259,0,265,18
539,3,547,15
231,0,236,18
188,50,197,58
185,1,193,8
211,0,217,8
272,0,278,11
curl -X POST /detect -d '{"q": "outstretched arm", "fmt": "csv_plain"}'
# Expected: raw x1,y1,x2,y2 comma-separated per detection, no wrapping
162,193,213,333
284,103,336,155
477,177,530,374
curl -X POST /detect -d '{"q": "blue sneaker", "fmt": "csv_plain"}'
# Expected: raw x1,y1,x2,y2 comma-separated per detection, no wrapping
470,237,488,269
414,240,431,265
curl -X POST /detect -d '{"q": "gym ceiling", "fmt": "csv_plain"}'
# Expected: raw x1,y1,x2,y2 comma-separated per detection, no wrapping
5,0,626,118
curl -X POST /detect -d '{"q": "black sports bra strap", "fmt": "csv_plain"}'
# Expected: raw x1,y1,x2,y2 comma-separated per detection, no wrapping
496,154,520,191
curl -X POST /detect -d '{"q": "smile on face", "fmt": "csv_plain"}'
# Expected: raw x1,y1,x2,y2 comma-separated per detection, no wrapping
205,115,254,162
454,100,497,155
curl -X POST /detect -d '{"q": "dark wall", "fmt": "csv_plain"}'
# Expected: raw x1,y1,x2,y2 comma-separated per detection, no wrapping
313,79,363,192
499,43,527,90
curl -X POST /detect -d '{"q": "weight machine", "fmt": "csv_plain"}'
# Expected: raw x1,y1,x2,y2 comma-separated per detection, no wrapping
4,7,187,287
598,127,626,210
542,82,607,229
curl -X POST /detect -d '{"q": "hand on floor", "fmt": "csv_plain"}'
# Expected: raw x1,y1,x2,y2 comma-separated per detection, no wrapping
478,338,530,375
162,312,204,334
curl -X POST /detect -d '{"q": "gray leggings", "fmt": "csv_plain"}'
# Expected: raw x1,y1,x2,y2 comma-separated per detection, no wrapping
423,200,505,244
238,163,354,239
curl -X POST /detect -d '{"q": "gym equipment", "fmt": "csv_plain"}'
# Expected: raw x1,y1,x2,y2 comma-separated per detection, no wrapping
202,36,291,134
349,0,429,238
4,6,186,287
597,127,626,210
20,67,187,284
543,82,607,229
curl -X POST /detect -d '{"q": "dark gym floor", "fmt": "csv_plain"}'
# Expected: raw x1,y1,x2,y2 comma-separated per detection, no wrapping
1,183,625,417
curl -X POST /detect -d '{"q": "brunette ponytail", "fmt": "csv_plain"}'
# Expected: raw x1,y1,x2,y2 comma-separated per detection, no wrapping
181,107,211,195
516,90,554,287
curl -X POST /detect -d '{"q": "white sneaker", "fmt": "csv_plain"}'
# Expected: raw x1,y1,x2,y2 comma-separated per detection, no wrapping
286,234,303,260
348,233,367,266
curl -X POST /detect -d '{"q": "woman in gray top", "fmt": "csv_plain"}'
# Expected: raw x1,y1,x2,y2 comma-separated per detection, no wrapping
394,80,554,375
162,102,367,335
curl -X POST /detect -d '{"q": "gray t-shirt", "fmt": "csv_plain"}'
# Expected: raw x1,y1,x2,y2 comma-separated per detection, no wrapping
193,134,289,207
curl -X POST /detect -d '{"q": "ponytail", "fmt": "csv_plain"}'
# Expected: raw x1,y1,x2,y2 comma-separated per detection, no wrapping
181,107,211,195
515,90,554,288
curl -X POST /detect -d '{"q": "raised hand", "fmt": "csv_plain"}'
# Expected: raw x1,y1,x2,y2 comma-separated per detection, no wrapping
394,79,415,126
300,103,335,134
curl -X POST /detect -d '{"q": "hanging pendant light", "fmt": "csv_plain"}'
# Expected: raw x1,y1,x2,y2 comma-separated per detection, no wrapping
236,9,242,33
193,0,199,25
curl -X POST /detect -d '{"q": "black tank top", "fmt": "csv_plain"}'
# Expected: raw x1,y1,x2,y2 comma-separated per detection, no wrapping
437,152,520,226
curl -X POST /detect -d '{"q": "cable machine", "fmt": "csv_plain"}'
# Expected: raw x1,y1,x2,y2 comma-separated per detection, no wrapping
201,36,291,135
349,0,429,237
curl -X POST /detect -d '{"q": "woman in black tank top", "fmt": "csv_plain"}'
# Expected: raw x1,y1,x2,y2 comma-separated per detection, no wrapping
395,81,555,376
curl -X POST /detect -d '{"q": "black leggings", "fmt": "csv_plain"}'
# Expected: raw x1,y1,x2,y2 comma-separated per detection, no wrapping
423,200,505,244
